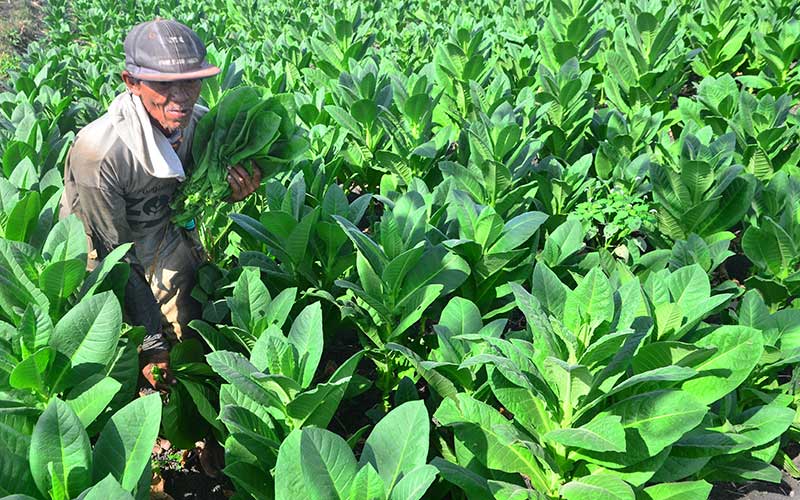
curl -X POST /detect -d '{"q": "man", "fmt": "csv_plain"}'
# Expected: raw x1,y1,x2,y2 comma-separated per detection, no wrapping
60,19,261,390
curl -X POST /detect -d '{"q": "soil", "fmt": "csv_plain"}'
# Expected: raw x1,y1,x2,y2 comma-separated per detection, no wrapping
152,439,234,500
0,0,43,77
322,333,384,452
709,443,800,500
710,474,797,500
161,462,232,500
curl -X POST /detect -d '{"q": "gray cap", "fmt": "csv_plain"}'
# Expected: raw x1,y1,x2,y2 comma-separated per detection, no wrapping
124,19,220,81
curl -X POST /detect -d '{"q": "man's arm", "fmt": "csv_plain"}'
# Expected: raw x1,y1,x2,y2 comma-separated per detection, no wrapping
70,180,169,354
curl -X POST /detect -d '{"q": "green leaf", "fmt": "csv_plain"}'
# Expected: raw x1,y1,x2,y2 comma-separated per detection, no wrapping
93,393,162,491
382,244,426,299
585,448,670,488
286,208,320,267
77,474,134,500
681,326,764,405
66,376,122,428
605,366,698,398
742,219,795,275
18,304,53,354
10,346,53,392
230,213,293,264
386,343,459,400
180,379,224,433
100,327,145,427
578,390,707,467
439,297,483,338
287,302,324,388
352,99,378,126
532,262,568,318
701,457,782,483
672,428,754,458
642,480,712,500
491,373,557,438
229,267,271,334
734,403,796,449
47,461,68,500
389,464,437,500
40,259,86,311
667,265,709,316
49,292,122,391
161,380,209,451
0,241,51,322
300,427,358,499
5,191,40,243
275,430,310,499
546,357,591,412
42,215,88,263
79,243,133,299
545,415,626,453
487,212,547,254
360,400,429,494
737,290,770,330
397,245,470,309
541,219,584,266
325,105,362,137
190,319,237,352
220,405,280,456
334,215,388,276
561,475,634,500
434,394,546,488
487,480,535,500
286,378,350,428
430,458,491,500
564,267,614,333
510,282,563,358
322,184,351,218
207,351,279,408
391,284,444,340
0,406,38,497
695,176,754,237
29,398,92,499
263,287,297,330
251,328,299,380
347,463,385,500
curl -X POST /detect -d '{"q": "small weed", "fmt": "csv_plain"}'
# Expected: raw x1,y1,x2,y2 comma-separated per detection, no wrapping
574,182,656,248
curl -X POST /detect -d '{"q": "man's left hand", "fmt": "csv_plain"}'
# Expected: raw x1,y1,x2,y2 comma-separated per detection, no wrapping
227,163,262,202
141,350,175,393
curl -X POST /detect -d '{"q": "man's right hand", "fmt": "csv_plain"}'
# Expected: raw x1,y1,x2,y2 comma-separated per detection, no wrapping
141,350,175,392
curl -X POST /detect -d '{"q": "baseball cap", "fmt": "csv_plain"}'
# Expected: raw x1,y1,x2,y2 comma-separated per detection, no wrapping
124,19,221,82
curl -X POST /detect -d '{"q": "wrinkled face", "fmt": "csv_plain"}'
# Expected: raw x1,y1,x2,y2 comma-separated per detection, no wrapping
122,72,202,133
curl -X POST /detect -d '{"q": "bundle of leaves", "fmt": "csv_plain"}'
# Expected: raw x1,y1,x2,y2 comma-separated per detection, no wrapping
171,86,308,226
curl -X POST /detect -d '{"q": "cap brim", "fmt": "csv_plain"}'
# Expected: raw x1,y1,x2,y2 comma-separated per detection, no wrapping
129,63,221,82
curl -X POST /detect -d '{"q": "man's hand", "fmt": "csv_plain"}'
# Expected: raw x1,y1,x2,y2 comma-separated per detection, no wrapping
141,350,175,392
227,162,262,202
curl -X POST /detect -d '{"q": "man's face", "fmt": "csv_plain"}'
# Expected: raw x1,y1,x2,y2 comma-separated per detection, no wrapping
123,73,202,133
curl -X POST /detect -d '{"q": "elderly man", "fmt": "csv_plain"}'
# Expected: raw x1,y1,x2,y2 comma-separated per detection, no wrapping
60,19,261,390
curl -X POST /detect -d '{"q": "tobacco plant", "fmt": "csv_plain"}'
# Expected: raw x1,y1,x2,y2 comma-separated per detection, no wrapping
334,189,470,349
432,264,786,499
275,401,438,500
651,129,755,242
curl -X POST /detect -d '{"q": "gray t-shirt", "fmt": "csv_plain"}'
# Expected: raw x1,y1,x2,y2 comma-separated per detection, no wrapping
61,101,207,352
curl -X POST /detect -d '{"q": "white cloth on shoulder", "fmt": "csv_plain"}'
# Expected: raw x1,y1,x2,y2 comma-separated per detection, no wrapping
107,91,186,181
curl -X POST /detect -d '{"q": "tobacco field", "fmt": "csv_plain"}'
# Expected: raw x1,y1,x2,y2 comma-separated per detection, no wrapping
1,0,800,498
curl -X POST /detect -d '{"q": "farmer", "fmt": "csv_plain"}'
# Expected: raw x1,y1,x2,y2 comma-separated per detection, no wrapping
60,20,261,391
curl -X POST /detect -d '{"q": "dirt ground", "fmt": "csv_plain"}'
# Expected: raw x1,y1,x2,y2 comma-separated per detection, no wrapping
0,0,42,82
711,472,798,500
